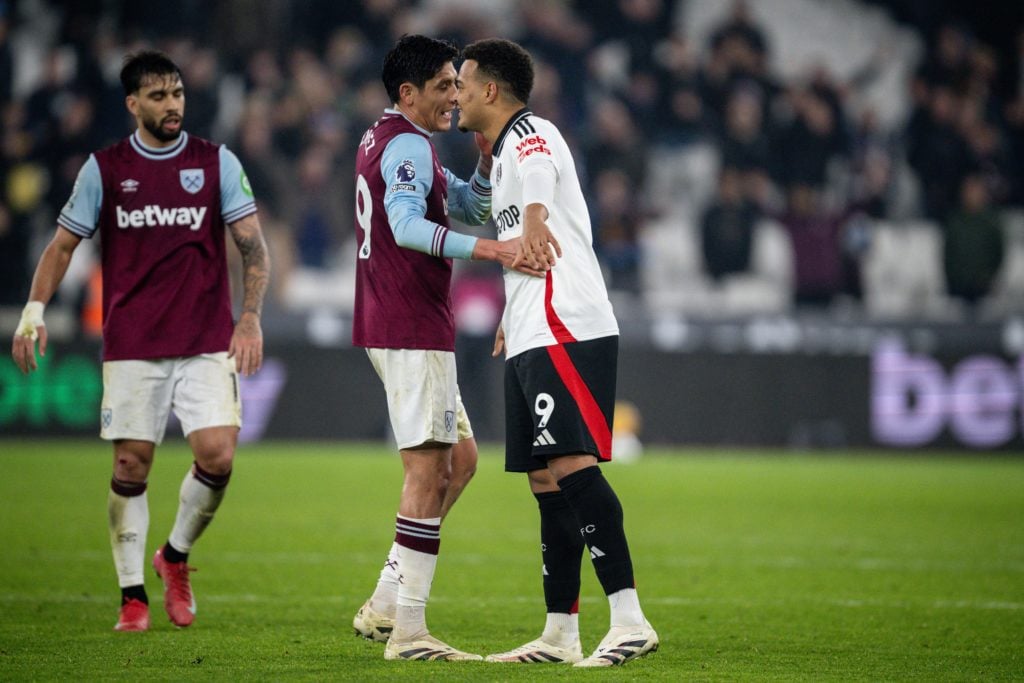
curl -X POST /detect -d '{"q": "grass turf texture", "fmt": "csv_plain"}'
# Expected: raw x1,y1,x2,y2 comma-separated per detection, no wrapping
0,440,1022,681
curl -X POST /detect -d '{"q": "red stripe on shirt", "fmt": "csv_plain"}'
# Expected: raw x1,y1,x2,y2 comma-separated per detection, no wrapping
545,343,612,460
545,271,577,343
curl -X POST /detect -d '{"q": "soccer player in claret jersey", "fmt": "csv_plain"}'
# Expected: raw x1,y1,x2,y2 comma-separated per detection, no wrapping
351,35,541,662
455,39,659,667
11,51,270,632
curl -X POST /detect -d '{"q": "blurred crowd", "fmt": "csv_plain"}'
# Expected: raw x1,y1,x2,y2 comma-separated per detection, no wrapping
1,0,1023,326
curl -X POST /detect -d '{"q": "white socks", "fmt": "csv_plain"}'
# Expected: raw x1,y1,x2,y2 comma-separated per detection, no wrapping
368,542,401,616
108,486,148,587
391,515,441,642
541,611,580,646
168,468,228,553
608,587,646,627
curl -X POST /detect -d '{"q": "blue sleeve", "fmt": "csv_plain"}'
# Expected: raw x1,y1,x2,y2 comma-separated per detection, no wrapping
219,146,258,224
445,167,492,226
57,155,102,238
381,133,477,259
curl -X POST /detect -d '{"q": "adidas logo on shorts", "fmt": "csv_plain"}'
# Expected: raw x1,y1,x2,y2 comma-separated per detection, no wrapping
533,429,557,447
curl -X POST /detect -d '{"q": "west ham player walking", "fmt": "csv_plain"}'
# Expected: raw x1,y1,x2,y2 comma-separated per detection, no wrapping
454,39,659,667
351,35,540,662
11,51,270,632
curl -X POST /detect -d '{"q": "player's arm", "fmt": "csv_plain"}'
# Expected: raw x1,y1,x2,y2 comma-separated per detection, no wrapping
227,213,269,377
13,155,100,374
446,132,493,226
382,135,541,275
491,321,506,359
12,227,82,373
513,162,562,272
220,145,269,376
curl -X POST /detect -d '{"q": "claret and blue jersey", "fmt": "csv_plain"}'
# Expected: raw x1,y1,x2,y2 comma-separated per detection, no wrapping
58,130,257,361
352,109,492,351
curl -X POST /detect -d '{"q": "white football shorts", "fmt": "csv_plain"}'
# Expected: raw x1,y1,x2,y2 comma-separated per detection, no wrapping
100,352,242,444
366,348,472,450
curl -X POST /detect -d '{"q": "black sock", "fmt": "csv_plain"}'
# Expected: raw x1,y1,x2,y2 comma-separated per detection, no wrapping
534,491,584,614
557,466,635,595
162,542,188,564
121,584,148,605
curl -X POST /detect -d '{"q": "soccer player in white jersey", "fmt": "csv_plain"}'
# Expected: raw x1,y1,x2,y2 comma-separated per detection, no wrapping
455,39,659,667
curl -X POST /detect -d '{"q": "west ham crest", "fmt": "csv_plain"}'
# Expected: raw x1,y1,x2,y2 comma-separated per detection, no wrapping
180,168,205,194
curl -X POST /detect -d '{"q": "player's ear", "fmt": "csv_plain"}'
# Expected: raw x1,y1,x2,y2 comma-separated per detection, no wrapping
398,82,416,105
125,94,138,117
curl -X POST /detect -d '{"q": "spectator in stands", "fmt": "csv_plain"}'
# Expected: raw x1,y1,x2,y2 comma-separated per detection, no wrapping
701,0,776,132
775,87,845,190
179,47,220,140
233,99,291,218
520,1,593,126
942,173,1005,304
584,95,648,193
287,145,348,269
39,91,99,213
777,184,866,306
0,194,30,305
653,34,706,146
917,22,973,92
592,168,643,294
719,84,772,194
700,168,758,281
708,0,769,71
907,85,970,221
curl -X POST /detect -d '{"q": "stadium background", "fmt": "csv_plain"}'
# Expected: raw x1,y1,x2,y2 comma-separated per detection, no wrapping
0,0,1023,452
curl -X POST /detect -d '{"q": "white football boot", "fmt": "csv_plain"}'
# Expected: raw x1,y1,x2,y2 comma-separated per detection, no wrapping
574,621,659,667
384,633,483,661
352,600,394,643
485,637,583,663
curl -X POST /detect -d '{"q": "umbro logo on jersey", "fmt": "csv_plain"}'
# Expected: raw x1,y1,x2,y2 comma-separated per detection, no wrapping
120,179,139,193
533,429,557,447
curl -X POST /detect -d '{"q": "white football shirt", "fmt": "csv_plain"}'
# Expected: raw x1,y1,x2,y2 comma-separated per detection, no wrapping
490,109,618,358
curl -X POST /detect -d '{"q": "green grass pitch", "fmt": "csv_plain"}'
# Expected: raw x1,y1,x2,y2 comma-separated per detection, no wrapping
0,440,1022,681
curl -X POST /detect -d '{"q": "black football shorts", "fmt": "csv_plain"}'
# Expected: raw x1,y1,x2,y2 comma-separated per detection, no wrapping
504,335,618,472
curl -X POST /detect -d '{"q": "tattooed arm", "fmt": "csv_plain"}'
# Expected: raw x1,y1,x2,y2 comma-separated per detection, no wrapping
227,212,270,376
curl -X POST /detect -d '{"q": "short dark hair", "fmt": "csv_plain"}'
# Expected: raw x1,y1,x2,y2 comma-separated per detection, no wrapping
120,50,181,95
381,35,459,104
462,38,534,106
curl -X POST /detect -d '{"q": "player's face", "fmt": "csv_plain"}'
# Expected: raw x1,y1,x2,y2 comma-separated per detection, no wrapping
455,60,485,133
128,74,185,144
407,62,457,133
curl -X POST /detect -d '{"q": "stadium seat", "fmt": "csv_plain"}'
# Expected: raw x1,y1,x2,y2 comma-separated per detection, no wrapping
981,210,1024,317
862,221,961,320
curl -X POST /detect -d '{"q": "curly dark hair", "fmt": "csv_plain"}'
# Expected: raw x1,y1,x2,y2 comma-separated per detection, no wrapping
462,38,534,106
382,34,459,104
120,50,181,95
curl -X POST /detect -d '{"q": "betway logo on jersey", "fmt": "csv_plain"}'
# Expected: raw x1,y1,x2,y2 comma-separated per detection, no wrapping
116,205,207,231
516,135,551,162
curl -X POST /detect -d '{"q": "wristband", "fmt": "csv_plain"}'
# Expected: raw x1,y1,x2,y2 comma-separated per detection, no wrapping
16,301,45,340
